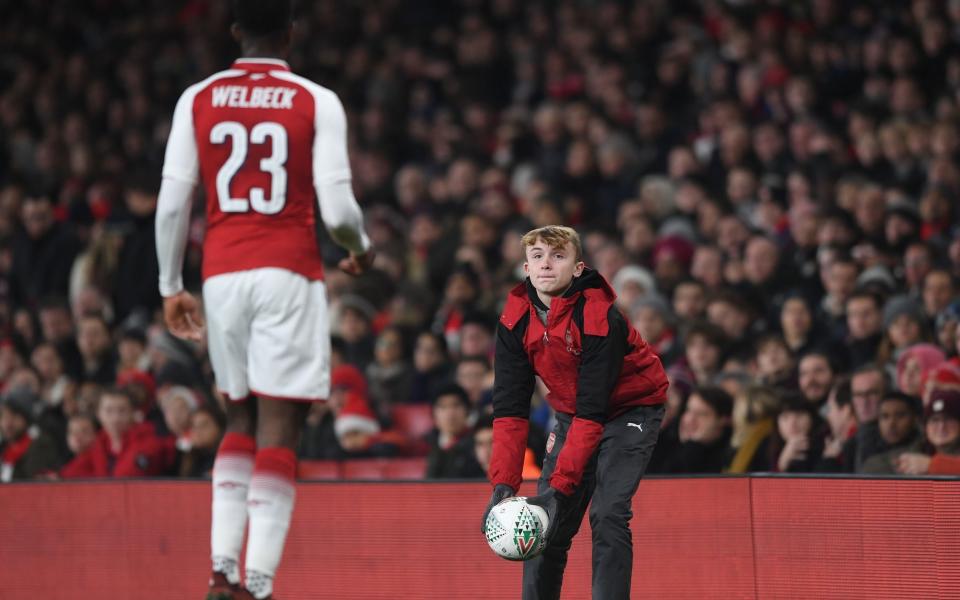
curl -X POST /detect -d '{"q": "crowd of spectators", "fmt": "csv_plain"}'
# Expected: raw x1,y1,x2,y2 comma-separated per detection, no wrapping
2,0,960,482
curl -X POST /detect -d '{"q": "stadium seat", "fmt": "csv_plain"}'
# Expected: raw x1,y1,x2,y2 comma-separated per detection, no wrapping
341,459,387,480
391,404,435,439
297,460,341,480
382,457,427,480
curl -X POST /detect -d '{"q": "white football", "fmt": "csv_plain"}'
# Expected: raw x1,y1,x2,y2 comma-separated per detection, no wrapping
484,496,549,561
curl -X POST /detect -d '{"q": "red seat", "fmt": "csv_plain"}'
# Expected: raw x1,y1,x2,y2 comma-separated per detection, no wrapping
382,457,427,480
297,460,341,480
341,459,386,480
391,404,435,439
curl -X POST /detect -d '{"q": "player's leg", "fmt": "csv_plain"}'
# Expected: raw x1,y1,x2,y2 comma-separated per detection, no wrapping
242,398,309,600
203,274,256,598
242,269,331,600
522,413,597,600
588,404,664,600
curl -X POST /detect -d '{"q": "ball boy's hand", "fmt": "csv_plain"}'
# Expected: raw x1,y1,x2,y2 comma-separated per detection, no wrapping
481,484,515,534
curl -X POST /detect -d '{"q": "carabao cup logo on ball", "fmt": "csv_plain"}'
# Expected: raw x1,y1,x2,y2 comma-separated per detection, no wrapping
485,497,548,561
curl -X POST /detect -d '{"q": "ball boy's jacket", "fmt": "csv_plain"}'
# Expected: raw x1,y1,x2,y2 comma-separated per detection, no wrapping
489,268,668,495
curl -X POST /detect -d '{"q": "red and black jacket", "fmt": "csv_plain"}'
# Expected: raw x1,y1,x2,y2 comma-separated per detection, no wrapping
489,268,668,495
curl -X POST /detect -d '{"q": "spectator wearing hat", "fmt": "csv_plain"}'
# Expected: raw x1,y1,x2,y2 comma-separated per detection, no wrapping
0,387,61,481
933,301,960,358
179,405,225,478
425,383,483,479
630,294,680,367
611,265,657,313
652,235,695,296
332,376,408,459
896,343,946,398
860,392,924,474
300,365,359,460
158,385,202,450
895,388,960,475
60,387,175,478
659,387,733,474
877,294,930,374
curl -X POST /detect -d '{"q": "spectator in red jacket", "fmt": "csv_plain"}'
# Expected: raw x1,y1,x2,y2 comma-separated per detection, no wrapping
61,387,175,478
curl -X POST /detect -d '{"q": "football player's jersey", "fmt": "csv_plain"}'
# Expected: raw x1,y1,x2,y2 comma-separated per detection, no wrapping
162,59,351,282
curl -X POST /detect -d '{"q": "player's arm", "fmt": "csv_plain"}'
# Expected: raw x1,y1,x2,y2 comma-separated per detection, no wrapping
489,312,536,492
156,87,204,341
311,91,372,273
548,304,629,496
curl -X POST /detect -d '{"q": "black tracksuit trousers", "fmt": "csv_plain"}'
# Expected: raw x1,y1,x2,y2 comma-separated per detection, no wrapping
522,404,664,600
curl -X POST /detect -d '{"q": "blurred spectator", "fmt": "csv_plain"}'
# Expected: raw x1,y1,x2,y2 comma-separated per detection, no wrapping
178,405,224,478
0,388,61,481
409,331,452,405
658,387,733,474
630,295,679,366
860,392,923,474
850,364,889,471
61,388,174,478
797,351,835,407
366,326,413,420
425,383,483,478
767,395,826,473
896,344,947,397
454,354,493,414
10,196,80,309
817,378,858,472
1,0,959,480
727,385,780,473
895,388,960,475
65,413,97,461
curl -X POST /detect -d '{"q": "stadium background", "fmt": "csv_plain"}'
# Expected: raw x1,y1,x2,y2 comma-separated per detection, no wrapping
2,0,960,597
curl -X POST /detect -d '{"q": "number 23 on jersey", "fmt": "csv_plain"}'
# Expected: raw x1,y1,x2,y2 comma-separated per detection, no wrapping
210,120,288,215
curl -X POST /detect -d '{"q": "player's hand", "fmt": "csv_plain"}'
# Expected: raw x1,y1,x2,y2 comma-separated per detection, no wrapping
526,487,566,543
163,291,205,343
338,249,375,276
481,483,515,534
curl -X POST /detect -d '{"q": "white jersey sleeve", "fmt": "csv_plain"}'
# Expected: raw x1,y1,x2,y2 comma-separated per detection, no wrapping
156,85,202,297
310,88,370,255
161,86,202,185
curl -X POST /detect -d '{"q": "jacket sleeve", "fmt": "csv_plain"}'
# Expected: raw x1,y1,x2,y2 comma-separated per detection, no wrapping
549,305,627,495
489,314,534,491
60,448,95,479
928,453,960,475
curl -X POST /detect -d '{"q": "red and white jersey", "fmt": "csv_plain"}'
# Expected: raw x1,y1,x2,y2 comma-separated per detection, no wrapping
162,59,352,282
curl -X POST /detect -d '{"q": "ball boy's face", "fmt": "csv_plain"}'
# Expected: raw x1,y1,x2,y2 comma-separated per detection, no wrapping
523,238,585,298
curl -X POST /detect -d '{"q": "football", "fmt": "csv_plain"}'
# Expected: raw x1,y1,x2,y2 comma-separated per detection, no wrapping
484,497,549,561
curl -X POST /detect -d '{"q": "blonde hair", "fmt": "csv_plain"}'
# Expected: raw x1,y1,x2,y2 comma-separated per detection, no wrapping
521,225,583,261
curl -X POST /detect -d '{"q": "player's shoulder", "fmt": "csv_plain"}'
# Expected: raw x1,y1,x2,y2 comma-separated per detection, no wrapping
177,67,247,105
271,71,343,112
